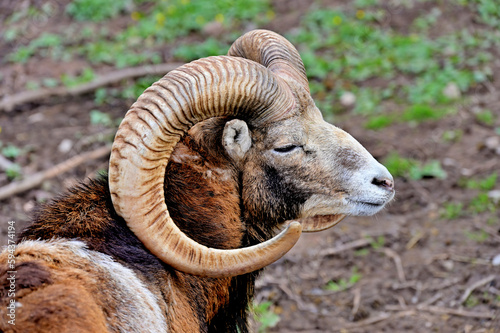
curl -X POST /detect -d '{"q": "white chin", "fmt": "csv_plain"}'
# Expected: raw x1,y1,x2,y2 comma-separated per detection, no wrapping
300,194,391,219
348,201,386,216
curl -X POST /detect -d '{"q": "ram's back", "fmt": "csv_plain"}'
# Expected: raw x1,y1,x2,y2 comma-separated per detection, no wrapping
0,238,167,333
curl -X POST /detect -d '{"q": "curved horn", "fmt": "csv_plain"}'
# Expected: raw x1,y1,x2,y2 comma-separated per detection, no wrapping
228,29,309,93
109,56,302,277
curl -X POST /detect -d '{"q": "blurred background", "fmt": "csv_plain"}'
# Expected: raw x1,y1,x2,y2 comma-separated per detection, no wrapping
0,0,499,331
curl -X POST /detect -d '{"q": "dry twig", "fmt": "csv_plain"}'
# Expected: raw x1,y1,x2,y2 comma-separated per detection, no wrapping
341,300,497,331
277,283,309,312
382,247,406,283
340,310,416,330
319,238,371,257
419,292,442,307
386,304,496,320
0,63,182,112
459,275,496,305
429,253,491,266
0,145,111,200
473,220,500,242
350,287,362,320
405,230,424,250
0,155,17,172
392,277,461,294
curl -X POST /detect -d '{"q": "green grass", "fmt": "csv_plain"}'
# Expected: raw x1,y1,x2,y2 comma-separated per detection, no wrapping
8,33,63,63
252,301,280,333
469,0,500,29
364,115,394,130
459,172,497,191
468,193,497,214
285,1,497,126
464,294,481,308
441,172,498,220
5,164,22,181
383,153,415,178
1,144,22,159
353,235,385,255
61,68,95,88
3,0,499,134
442,129,463,143
369,235,386,250
364,104,454,130
383,152,447,180
475,109,496,126
89,110,124,129
0,142,24,180
441,202,464,220
402,104,451,124
464,229,489,243
354,248,370,256
3,0,273,105
408,160,447,180
324,268,362,292
5,0,272,68
173,38,230,62
120,76,162,100
66,0,132,22
90,110,113,127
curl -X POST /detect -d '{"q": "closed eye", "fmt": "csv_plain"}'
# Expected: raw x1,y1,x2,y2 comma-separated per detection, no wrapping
273,145,300,153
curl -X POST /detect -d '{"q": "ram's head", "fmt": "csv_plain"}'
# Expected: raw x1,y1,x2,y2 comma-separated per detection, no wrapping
109,30,394,277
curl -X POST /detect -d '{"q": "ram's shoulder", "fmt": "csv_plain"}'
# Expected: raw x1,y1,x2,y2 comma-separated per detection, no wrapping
19,177,115,242
0,239,167,333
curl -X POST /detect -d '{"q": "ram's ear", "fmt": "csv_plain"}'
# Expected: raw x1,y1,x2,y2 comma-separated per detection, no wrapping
223,119,252,162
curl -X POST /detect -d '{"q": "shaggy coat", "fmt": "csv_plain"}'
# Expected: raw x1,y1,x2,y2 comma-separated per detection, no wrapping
0,118,286,333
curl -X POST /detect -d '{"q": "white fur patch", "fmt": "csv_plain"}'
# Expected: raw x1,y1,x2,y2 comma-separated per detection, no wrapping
13,239,168,333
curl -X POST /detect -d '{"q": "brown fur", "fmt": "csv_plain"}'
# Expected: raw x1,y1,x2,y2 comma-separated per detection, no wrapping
0,242,122,332
3,118,262,332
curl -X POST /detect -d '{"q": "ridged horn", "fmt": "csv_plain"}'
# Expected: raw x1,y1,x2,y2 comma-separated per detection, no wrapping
228,29,309,93
109,56,302,277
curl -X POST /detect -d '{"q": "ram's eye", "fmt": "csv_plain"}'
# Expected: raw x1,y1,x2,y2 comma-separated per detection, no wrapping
273,145,299,153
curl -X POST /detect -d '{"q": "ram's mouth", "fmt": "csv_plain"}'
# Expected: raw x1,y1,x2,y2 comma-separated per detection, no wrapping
346,198,388,216
349,200,385,207
292,214,347,232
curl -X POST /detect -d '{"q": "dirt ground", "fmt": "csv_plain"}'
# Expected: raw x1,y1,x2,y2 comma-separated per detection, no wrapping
1,1,499,332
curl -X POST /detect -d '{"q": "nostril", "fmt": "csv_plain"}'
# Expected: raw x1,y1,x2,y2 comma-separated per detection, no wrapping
372,177,394,191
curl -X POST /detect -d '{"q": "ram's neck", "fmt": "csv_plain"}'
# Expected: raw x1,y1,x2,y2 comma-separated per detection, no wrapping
165,136,244,249
166,131,259,332
18,119,266,333
182,117,283,248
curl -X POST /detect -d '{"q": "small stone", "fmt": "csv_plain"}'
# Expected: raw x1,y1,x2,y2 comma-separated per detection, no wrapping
492,253,500,266
23,200,35,212
441,260,454,271
202,21,224,37
58,139,73,153
340,91,356,107
28,112,44,123
443,82,461,100
485,136,500,150
461,168,473,177
442,158,457,167
488,190,500,204
471,106,482,114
